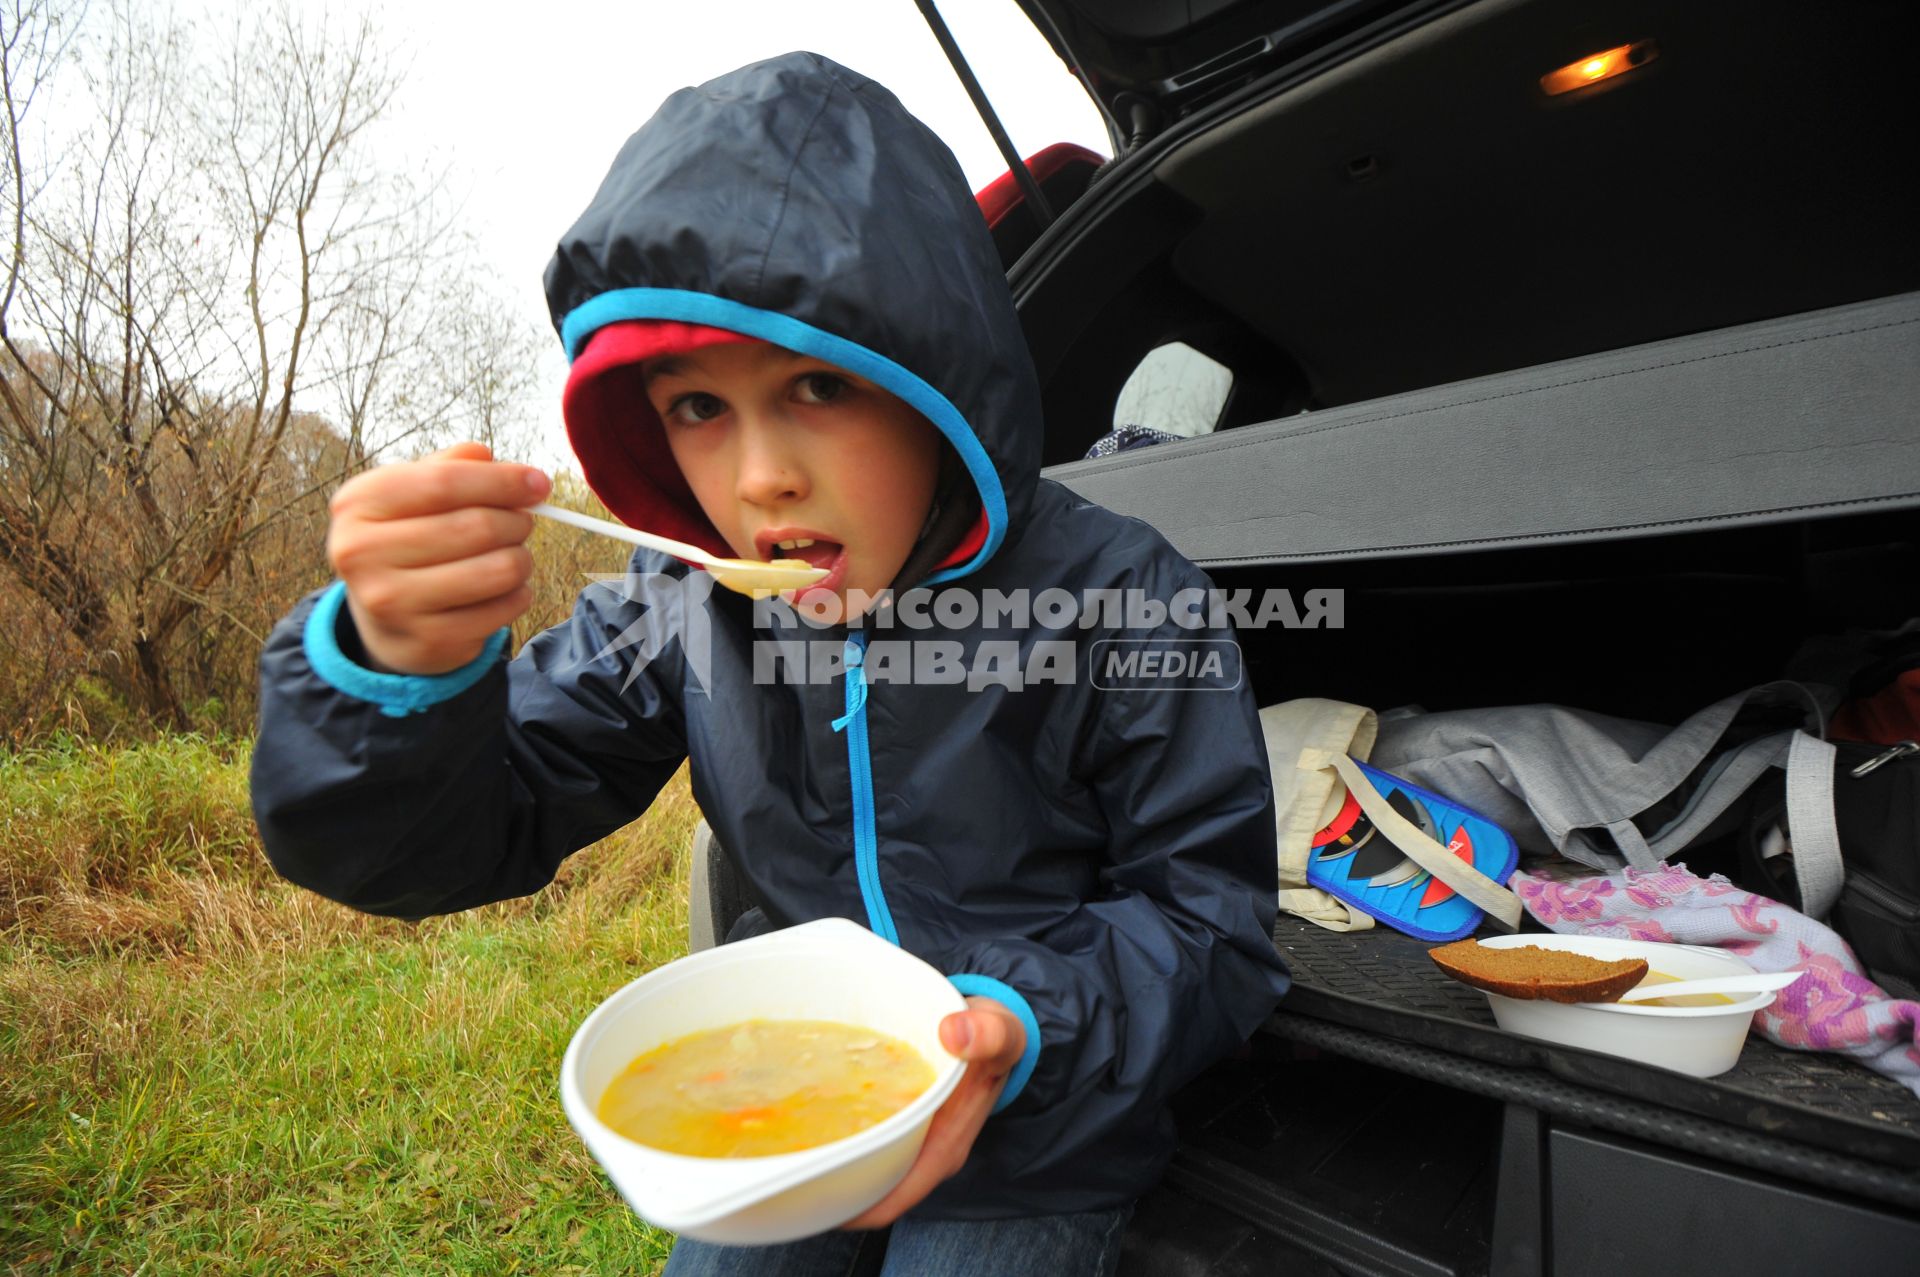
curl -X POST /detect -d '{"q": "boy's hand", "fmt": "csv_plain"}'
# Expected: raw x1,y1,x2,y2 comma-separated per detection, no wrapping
839,996,1026,1230
327,441,551,675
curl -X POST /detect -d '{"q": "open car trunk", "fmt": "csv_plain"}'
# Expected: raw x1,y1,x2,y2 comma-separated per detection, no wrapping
1055,301,1920,1277
1011,0,1920,452
1053,290,1920,721
1004,0,1920,1271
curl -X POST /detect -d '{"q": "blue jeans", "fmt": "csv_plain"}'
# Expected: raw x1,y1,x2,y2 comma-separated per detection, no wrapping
660,1203,1134,1277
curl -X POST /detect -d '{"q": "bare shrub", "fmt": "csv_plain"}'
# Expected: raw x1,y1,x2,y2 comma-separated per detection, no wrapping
0,1,546,740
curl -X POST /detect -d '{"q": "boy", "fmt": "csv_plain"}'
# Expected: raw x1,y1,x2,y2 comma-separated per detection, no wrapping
253,52,1288,1275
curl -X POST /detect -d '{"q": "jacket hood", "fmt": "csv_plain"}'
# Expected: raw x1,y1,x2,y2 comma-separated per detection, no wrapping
544,52,1043,585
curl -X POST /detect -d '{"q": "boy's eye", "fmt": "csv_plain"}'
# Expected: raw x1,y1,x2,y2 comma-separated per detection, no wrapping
796,372,849,405
665,392,726,426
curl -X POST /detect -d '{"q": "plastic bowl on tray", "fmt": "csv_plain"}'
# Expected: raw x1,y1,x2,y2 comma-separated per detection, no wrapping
1473,933,1776,1078
559,917,967,1244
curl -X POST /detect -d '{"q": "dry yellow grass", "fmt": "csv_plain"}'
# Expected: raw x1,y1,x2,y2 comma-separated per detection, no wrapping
0,473,718,1273
2,734,703,1275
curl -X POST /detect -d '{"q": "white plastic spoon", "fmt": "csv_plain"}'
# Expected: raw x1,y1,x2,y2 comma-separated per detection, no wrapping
1612,970,1805,1003
529,502,827,597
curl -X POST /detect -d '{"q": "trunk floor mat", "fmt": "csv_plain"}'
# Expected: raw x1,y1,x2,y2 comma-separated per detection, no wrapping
1265,917,1920,1174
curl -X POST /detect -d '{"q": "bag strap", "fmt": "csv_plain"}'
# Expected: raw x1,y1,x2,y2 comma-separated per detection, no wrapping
1555,683,1829,868
1785,729,1844,920
1300,748,1524,931
1278,887,1376,933
1264,698,1378,889
1636,730,1796,866
1638,727,1844,919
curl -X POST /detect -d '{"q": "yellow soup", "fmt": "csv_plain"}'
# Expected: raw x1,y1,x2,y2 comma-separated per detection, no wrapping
597,1019,936,1158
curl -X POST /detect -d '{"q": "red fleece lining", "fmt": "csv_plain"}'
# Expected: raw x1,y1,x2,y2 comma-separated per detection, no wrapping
565,318,990,578
936,508,989,570
563,321,758,560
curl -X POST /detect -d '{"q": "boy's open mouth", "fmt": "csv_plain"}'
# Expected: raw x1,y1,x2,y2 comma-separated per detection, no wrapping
768,540,843,571
755,529,848,603
755,529,843,568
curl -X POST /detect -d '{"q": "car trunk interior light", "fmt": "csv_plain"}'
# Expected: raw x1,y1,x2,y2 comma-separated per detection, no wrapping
1540,40,1658,96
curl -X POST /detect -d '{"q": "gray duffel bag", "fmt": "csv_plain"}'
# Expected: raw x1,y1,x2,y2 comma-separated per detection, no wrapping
1369,681,1848,919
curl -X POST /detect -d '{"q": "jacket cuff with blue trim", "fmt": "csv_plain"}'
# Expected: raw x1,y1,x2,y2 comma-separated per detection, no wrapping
302,580,508,718
946,973,1042,1113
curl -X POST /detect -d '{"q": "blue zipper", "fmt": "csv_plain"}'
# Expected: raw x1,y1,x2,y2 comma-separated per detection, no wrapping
831,630,898,944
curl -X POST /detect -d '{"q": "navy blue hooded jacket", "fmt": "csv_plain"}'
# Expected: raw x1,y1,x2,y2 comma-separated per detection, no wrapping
252,52,1288,1220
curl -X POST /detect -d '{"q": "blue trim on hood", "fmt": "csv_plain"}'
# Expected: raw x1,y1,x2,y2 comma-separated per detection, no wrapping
559,287,1005,584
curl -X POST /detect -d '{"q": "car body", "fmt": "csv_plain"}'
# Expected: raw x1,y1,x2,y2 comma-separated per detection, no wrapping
701,2,1920,1270
992,2,1920,1272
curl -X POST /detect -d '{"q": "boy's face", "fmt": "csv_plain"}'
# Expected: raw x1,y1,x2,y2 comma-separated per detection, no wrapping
644,342,943,617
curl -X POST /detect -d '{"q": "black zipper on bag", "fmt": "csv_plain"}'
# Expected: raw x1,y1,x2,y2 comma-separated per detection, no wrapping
1842,868,1920,923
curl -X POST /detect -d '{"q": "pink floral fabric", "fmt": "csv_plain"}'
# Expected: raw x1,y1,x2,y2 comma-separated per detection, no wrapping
1514,864,1920,1098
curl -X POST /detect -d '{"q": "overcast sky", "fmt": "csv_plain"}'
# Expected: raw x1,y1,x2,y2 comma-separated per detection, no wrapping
353,0,1111,461
30,1,1108,464
367,1,1108,280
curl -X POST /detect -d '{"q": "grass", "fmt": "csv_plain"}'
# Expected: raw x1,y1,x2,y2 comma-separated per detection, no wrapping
1,734,702,1275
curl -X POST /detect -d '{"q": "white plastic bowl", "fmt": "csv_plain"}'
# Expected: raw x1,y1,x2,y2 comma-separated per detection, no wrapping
1474,934,1775,1078
560,917,967,1245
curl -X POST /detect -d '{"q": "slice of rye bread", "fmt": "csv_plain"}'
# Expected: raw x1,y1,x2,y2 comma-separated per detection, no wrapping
1428,939,1649,1004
